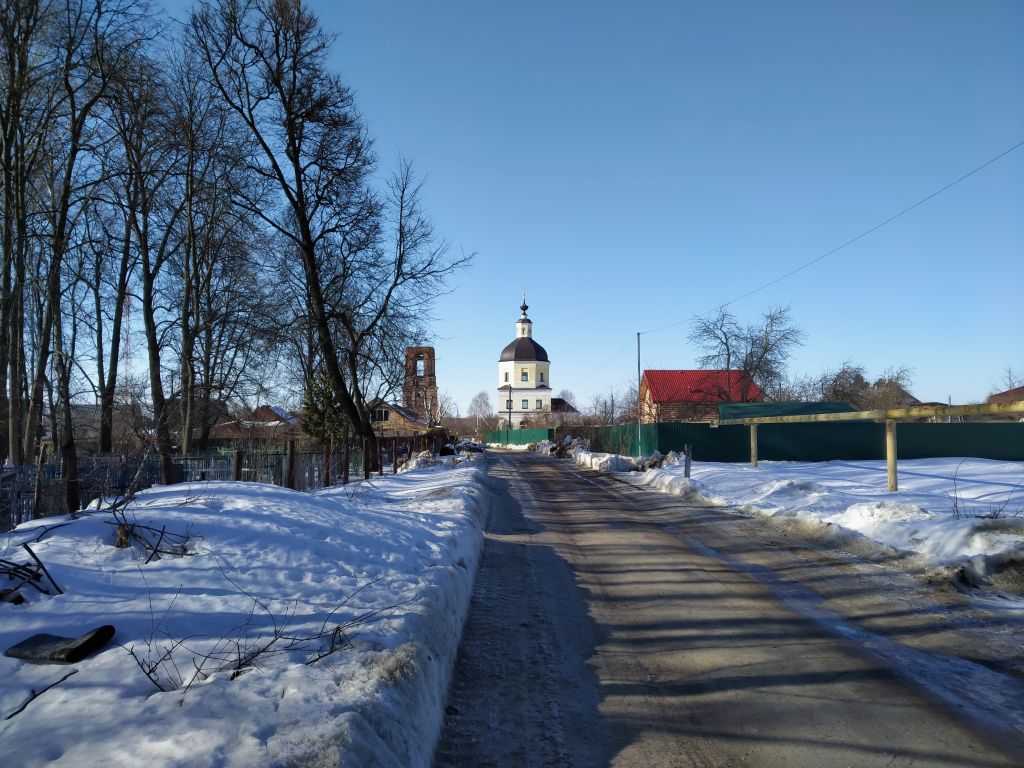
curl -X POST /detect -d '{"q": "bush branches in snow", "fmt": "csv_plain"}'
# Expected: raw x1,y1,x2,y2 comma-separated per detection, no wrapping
125,566,411,702
0,544,63,604
949,459,1024,520
103,514,197,563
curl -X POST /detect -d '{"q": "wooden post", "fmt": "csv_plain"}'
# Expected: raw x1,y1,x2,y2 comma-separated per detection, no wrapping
750,424,758,468
684,443,692,479
362,438,369,480
285,440,296,489
231,450,242,482
378,438,384,477
393,438,398,474
886,419,898,492
342,441,350,485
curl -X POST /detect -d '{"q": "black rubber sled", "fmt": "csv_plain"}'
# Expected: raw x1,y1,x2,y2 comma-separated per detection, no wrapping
4,625,116,664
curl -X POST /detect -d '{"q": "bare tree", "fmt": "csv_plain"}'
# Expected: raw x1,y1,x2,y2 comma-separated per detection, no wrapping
859,366,915,410
467,391,493,436
586,387,635,426
0,0,58,465
784,361,915,410
85,161,139,454
468,391,492,419
25,0,147,509
107,47,186,484
817,360,869,404
189,0,377,451
689,305,805,401
190,1,468,468
992,367,1023,395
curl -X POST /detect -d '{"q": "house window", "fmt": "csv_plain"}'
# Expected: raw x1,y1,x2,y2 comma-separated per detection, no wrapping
521,369,528,382
536,399,542,409
506,399,512,410
521,399,529,410
504,371,509,382
372,408,389,422
539,372,544,383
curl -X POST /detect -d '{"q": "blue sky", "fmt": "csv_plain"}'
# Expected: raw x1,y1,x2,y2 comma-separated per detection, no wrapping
167,1,1024,413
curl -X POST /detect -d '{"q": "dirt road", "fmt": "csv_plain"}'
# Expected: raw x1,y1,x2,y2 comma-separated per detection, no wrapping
432,451,1024,767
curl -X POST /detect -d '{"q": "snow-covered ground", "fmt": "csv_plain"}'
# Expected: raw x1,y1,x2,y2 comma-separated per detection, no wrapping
574,448,1024,590
0,456,488,768
6,443,1023,768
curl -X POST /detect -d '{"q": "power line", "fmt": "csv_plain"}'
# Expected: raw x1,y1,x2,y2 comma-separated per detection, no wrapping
639,136,1024,337
563,136,1024,397
562,337,634,393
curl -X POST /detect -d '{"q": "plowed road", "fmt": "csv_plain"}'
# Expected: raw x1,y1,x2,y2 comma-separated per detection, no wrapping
432,451,1024,768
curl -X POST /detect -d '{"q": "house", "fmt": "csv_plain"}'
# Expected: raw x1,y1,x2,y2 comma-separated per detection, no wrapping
369,400,431,438
988,385,1024,406
986,385,1024,421
640,370,763,423
550,397,582,426
204,405,304,447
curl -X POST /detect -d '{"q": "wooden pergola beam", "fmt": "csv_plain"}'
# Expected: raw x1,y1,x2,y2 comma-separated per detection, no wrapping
717,401,1024,492
717,400,1024,426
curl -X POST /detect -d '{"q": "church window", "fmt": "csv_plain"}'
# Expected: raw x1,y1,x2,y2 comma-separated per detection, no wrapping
506,399,512,409
539,372,544,383
521,369,528,381
536,399,542,409
521,399,529,410
416,357,424,376
504,371,509,382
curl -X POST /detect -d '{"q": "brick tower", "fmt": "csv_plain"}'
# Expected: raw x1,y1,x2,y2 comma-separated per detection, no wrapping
403,347,439,422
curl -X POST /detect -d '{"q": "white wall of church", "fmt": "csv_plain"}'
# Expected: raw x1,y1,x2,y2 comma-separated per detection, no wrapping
497,360,550,388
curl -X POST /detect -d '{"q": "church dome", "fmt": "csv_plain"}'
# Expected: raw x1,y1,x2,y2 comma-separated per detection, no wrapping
499,337,549,363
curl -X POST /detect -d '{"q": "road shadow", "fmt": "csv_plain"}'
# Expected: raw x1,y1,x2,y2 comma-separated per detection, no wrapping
433,453,613,767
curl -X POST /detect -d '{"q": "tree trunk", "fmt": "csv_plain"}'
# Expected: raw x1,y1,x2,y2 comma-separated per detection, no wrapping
99,217,133,454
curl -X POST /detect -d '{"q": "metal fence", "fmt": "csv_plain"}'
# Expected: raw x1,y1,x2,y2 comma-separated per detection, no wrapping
484,428,554,446
0,447,372,533
553,421,1024,463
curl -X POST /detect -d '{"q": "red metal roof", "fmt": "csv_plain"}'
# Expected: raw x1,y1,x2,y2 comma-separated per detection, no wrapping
988,385,1024,405
643,370,763,403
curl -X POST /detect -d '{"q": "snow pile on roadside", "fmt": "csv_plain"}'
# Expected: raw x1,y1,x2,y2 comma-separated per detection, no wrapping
0,464,488,768
576,449,1024,584
574,450,638,473
401,449,483,472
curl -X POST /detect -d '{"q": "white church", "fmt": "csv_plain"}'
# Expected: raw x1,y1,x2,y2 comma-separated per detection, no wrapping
497,298,552,429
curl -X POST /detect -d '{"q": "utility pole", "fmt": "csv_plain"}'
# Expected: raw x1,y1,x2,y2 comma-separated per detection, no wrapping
636,332,642,457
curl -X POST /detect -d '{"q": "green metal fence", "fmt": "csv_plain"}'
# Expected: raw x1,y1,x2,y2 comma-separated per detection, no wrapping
484,428,554,446
556,421,1024,463
673,421,1024,463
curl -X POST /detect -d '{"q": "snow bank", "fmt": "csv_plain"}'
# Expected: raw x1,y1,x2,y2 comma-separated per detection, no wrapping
400,449,483,472
576,450,1024,586
574,450,638,473
0,463,488,768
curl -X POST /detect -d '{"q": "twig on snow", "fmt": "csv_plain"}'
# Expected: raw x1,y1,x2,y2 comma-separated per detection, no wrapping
21,543,62,595
4,670,79,720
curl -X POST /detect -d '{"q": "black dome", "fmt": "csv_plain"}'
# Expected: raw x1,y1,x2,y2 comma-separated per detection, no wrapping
499,337,549,362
